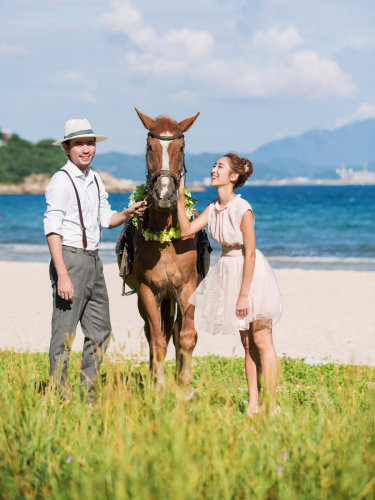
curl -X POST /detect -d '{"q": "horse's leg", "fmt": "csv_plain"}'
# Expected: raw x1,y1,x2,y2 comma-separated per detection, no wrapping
138,283,167,393
175,279,198,391
173,307,182,376
137,296,153,369
161,299,174,346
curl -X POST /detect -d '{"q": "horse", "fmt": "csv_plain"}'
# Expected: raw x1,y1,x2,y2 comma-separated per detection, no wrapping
126,108,203,396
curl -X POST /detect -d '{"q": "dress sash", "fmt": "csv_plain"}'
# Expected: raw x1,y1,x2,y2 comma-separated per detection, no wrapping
221,245,244,257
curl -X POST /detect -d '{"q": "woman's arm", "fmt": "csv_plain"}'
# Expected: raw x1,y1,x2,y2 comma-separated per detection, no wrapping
236,210,256,317
177,178,209,237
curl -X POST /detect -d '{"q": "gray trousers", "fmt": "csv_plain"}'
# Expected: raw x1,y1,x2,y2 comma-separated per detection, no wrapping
49,246,112,391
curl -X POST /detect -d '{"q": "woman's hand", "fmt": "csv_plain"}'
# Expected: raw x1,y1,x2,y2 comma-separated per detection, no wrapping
178,176,185,202
236,295,249,317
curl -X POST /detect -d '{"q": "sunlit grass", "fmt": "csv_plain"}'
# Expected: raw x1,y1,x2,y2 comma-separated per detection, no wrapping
0,350,374,499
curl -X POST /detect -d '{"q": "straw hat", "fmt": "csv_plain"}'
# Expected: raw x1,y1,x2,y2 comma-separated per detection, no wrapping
52,118,107,146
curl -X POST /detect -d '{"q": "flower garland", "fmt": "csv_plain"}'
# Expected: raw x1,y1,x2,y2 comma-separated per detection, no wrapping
127,182,198,243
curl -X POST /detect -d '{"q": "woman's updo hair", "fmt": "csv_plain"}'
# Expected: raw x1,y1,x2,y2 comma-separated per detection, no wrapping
224,152,253,190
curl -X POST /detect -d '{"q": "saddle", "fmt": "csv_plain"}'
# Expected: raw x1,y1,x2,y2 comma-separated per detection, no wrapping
116,216,212,296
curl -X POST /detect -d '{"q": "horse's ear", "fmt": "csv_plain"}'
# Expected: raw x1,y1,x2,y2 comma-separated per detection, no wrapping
177,112,200,133
134,108,156,130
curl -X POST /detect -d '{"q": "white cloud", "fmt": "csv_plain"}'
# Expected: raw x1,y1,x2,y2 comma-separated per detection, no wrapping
335,101,375,127
69,90,96,103
101,0,355,100
0,43,28,55
347,36,375,50
101,0,214,62
291,50,354,98
171,89,197,101
251,27,302,52
274,129,289,140
58,71,97,90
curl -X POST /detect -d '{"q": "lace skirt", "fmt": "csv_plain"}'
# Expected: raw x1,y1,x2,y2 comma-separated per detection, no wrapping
189,246,283,335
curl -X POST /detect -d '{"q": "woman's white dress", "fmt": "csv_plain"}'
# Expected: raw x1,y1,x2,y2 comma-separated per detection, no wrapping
189,195,283,335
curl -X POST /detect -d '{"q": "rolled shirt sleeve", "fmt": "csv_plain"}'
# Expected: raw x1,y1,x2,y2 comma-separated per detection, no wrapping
95,174,117,229
44,174,69,236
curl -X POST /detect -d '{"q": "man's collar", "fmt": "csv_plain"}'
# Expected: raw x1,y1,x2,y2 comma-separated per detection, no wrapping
65,159,91,179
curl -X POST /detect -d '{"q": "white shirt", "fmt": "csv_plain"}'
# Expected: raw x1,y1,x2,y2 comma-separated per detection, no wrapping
44,160,116,250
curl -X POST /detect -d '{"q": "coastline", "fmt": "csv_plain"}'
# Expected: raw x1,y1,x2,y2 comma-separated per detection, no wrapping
1,175,375,194
0,171,135,194
1,243,375,271
1,261,374,366
2,181,374,194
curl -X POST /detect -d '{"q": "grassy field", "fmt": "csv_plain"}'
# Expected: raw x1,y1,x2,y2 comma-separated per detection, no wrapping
0,350,374,500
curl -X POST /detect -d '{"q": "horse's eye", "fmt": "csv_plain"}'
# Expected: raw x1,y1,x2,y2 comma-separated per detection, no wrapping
180,146,185,152
147,145,152,152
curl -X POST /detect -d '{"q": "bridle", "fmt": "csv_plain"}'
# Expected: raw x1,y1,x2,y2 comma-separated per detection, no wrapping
145,131,187,196
137,130,188,234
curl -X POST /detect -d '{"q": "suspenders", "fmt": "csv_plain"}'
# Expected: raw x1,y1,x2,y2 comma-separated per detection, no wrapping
61,169,102,249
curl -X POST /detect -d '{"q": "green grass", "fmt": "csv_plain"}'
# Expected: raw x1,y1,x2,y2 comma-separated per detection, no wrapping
0,351,374,500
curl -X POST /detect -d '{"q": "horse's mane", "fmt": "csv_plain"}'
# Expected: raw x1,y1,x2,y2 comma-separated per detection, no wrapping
151,115,181,135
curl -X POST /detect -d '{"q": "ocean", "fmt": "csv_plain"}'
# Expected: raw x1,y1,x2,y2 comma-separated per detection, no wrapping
0,185,374,270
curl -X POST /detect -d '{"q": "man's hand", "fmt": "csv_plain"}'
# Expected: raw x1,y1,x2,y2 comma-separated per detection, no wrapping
125,200,147,219
108,201,147,228
47,233,73,302
57,273,74,302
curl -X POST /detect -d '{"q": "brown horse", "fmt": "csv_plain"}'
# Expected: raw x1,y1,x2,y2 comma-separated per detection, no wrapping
129,108,201,396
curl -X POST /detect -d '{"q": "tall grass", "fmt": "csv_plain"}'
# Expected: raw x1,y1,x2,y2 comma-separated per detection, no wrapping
0,350,374,499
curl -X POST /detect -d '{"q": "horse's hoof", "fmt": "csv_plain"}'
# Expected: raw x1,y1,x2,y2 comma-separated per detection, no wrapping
156,382,166,397
178,385,195,402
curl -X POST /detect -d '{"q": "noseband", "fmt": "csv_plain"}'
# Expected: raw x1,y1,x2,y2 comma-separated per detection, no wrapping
148,131,184,141
145,131,187,195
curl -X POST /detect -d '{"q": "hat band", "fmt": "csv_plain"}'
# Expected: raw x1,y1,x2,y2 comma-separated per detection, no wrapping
64,129,94,139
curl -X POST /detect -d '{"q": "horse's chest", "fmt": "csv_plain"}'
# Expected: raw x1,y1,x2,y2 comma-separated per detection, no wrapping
144,260,183,289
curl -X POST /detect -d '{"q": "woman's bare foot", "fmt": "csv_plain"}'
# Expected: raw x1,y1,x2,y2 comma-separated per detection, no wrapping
259,401,280,418
271,404,281,416
247,403,259,418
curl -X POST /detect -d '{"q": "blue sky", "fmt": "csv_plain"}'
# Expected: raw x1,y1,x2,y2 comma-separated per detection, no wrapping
1,0,374,154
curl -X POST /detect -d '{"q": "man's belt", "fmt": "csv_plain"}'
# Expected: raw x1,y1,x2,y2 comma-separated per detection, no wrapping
62,245,99,256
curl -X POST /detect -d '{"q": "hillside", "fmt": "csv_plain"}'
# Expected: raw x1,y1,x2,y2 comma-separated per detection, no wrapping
1,119,374,184
0,134,67,184
250,119,375,166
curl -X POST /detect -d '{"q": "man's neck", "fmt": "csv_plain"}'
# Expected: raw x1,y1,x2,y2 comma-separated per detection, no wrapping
69,159,89,176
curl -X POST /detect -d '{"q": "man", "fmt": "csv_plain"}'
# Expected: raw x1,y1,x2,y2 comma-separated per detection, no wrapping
44,118,145,400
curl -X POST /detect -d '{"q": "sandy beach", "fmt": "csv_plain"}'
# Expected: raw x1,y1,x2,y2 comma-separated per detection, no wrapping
0,261,374,366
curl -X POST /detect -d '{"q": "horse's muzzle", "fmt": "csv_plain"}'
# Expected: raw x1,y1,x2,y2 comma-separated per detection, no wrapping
153,187,178,210
152,172,179,210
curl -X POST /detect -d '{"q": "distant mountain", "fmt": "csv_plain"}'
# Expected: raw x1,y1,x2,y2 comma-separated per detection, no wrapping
92,152,218,183
2,120,373,185
90,119,375,182
92,153,147,183
250,119,375,166
92,153,346,182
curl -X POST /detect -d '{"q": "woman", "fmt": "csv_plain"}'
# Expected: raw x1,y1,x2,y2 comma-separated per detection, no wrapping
177,153,283,417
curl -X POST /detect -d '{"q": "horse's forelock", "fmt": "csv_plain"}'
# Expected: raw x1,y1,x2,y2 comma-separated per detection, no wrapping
151,116,180,135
